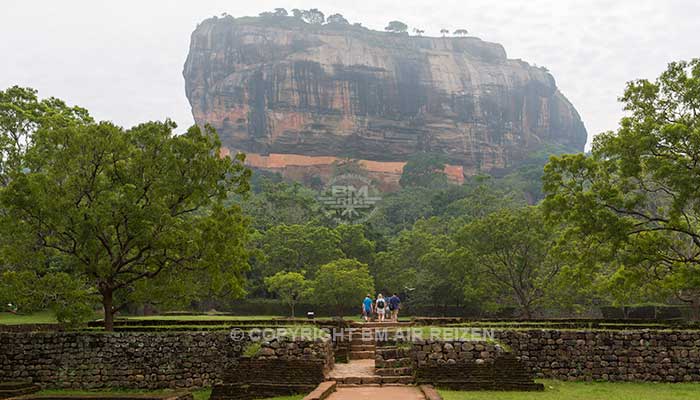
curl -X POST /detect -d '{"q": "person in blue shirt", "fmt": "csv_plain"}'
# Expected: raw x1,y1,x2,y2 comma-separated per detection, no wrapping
388,293,401,322
362,294,373,322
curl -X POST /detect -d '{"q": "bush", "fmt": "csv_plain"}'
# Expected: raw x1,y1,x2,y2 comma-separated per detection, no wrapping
243,342,261,357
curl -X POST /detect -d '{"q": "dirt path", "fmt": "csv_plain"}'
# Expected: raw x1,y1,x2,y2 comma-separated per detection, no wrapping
326,386,425,400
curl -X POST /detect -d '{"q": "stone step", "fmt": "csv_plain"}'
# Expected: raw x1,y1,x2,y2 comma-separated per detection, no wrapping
376,349,411,359
419,385,442,400
332,376,414,385
350,323,411,328
349,350,376,359
350,331,378,339
302,381,337,400
375,358,413,368
0,382,34,391
349,337,377,343
0,382,40,399
350,344,376,351
332,376,381,385
379,376,415,384
376,367,413,376
337,384,378,388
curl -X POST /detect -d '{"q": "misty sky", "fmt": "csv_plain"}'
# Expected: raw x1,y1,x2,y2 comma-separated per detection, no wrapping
2,1,699,149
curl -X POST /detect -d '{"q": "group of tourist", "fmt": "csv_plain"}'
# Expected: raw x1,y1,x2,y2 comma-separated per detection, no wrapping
362,293,401,322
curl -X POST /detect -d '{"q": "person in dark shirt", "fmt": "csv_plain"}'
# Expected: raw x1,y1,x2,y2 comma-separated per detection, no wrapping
388,293,401,322
362,294,373,322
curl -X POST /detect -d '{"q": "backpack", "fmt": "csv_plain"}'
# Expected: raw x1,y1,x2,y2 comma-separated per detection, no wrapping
377,299,385,309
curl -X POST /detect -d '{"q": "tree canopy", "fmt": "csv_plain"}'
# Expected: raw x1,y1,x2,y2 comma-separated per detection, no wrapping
456,207,561,318
265,271,311,317
399,152,449,189
312,259,375,316
0,86,92,185
327,13,349,25
385,21,408,33
543,59,700,316
0,91,251,329
9,57,699,322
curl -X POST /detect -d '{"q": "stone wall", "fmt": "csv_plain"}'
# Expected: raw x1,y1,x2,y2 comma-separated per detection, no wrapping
375,345,413,378
409,340,543,390
411,340,504,366
4,329,700,388
397,330,700,383
253,337,334,374
0,332,332,390
495,330,700,382
414,353,544,391
210,358,326,400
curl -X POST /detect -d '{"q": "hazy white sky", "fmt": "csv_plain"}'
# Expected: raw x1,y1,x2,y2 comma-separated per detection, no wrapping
2,1,698,148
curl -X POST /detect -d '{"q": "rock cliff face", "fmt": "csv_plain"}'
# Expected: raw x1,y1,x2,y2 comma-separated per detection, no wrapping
183,16,587,183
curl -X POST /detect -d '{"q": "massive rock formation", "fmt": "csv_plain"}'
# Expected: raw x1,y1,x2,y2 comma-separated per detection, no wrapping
183,16,587,187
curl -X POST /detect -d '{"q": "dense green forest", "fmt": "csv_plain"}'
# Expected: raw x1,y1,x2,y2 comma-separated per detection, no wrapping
1,59,699,327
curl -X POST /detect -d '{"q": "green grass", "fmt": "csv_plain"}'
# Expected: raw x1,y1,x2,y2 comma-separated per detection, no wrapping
0,311,57,325
439,380,700,400
123,315,283,321
192,388,210,400
0,311,290,325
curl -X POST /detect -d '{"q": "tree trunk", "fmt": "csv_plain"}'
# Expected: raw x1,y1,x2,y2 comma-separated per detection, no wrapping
102,289,115,332
291,303,295,318
691,297,700,322
336,304,343,318
521,304,532,320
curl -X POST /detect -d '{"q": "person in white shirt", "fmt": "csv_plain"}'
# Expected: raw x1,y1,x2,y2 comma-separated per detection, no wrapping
375,294,387,322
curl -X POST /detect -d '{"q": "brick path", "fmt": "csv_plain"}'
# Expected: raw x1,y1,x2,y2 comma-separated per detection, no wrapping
326,386,425,400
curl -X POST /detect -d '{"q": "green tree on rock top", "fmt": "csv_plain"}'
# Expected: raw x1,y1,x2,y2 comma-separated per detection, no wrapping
385,21,408,33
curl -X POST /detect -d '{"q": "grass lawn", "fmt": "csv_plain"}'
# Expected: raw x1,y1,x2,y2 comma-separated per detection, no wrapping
439,380,700,400
0,311,405,325
0,311,57,325
124,315,284,321
0,312,289,325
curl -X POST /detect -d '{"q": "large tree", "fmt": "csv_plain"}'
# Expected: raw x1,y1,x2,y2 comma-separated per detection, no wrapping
256,224,344,278
265,271,311,318
0,119,251,330
239,178,327,231
312,259,374,317
456,207,561,318
399,152,449,189
336,224,375,265
543,59,700,317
